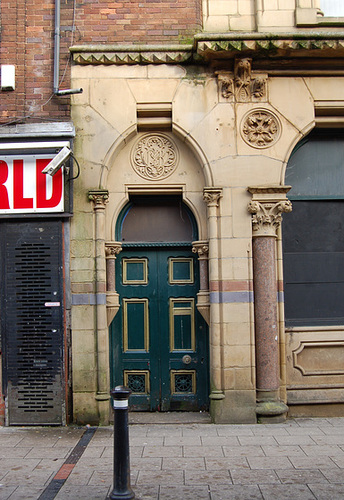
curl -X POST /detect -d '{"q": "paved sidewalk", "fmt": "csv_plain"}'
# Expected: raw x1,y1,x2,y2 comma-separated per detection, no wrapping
1,416,344,499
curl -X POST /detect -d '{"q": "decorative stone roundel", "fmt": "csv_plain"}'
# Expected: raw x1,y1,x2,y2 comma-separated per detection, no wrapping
241,109,281,149
131,133,178,180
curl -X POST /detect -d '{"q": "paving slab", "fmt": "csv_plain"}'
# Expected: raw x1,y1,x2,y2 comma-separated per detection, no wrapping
1,417,344,499
210,484,263,500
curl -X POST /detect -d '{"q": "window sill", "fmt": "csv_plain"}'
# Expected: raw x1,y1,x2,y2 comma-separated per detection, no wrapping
296,8,344,27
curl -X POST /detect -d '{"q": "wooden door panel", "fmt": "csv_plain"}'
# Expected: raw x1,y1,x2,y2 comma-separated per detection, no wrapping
111,246,209,411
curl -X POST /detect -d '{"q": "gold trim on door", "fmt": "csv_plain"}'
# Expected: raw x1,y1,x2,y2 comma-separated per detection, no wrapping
169,258,194,284
123,298,149,352
169,298,195,352
171,370,196,394
124,370,150,395
123,258,148,285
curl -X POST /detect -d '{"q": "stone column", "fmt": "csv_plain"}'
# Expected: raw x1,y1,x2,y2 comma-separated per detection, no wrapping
203,187,225,416
192,240,210,325
105,242,122,327
247,186,292,423
88,189,110,424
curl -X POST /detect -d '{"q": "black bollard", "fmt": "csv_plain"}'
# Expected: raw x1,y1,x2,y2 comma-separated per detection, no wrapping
109,386,135,500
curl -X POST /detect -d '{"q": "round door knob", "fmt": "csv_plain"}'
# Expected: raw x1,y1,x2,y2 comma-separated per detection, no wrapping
182,355,192,365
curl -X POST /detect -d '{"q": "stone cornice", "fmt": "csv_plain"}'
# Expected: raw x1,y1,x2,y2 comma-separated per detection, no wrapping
70,33,344,66
70,44,193,65
194,32,344,61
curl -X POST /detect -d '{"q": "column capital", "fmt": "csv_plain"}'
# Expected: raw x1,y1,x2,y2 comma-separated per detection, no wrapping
88,189,109,209
247,186,292,237
105,241,122,258
203,187,223,207
192,240,209,259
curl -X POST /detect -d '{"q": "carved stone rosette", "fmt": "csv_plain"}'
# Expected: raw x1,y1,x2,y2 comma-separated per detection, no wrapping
131,133,178,180
241,110,281,149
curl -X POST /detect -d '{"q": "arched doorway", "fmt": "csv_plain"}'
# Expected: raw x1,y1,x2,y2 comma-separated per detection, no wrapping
109,195,209,411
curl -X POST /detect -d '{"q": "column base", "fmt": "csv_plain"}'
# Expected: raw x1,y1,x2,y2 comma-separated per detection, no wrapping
96,393,111,425
209,390,225,423
256,390,288,423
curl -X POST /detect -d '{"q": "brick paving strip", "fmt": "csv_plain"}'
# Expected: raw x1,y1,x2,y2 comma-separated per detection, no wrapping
37,427,97,500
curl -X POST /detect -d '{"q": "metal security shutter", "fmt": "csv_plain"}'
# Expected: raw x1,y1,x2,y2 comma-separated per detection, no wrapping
1,221,64,425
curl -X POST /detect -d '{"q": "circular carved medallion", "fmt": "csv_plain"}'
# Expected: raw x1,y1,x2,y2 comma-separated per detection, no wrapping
241,109,281,149
131,133,178,180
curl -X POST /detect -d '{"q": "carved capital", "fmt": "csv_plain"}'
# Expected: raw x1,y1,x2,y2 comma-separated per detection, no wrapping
247,186,292,237
88,189,109,209
105,241,123,258
203,187,223,208
192,240,209,259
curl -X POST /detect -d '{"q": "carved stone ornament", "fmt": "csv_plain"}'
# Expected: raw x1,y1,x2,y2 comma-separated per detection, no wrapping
203,187,223,207
217,72,234,99
105,242,122,258
217,59,267,103
241,110,281,149
234,58,252,102
248,199,292,237
131,133,178,180
192,241,209,258
88,189,109,208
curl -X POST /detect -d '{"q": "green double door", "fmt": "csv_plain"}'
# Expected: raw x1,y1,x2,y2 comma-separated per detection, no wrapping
110,246,209,411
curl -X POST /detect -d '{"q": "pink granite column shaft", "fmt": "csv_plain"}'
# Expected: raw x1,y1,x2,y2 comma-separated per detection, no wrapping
247,186,292,422
252,236,279,393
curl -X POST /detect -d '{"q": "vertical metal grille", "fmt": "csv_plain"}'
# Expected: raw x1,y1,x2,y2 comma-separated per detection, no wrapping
2,221,64,425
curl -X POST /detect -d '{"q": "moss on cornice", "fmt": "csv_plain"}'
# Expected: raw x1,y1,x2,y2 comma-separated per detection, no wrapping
70,32,344,67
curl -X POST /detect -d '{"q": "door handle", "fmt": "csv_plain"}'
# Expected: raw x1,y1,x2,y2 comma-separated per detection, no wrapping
182,355,192,365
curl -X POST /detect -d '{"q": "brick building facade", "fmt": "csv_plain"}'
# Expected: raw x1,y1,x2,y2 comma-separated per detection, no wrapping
1,0,344,425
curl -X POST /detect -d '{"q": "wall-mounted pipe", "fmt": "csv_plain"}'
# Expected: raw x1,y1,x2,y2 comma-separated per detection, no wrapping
54,0,82,96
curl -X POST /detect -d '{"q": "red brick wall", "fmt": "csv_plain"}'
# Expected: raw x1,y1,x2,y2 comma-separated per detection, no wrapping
0,0,202,126
0,0,72,125
74,0,202,44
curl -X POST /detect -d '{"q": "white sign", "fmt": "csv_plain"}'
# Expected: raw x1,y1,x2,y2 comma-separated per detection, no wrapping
0,153,64,213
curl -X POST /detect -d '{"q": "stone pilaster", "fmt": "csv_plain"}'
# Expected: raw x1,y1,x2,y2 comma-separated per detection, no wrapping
203,188,225,418
88,189,110,424
247,186,292,423
105,242,122,327
192,240,210,325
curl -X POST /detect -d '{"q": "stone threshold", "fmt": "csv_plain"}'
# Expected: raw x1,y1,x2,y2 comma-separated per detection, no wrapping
127,412,211,425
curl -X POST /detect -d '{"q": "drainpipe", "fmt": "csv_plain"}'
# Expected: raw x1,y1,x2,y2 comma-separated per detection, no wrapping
255,0,263,31
54,0,82,96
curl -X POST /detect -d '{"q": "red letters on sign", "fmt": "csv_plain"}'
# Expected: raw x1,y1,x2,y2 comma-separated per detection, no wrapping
0,160,10,209
36,159,63,209
0,157,64,212
13,159,34,209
